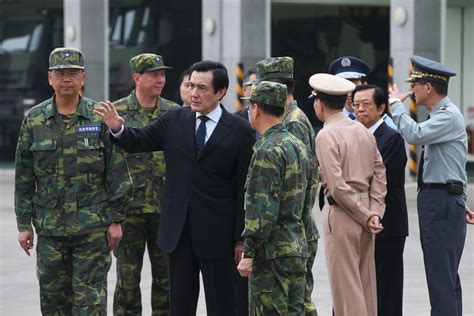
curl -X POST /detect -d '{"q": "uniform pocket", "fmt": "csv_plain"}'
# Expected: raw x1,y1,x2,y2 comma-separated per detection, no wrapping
77,137,105,173
30,139,57,175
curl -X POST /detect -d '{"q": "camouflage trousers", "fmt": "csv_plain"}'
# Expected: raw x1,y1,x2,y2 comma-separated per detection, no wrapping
36,232,111,316
249,256,307,316
304,240,319,316
113,213,169,315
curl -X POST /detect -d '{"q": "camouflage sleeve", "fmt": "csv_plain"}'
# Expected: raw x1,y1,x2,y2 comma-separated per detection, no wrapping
302,161,319,241
242,149,282,258
286,121,311,147
14,116,35,232
103,124,132,222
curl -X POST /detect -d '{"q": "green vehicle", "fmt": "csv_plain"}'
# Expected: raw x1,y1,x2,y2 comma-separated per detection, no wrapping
0,0,201,161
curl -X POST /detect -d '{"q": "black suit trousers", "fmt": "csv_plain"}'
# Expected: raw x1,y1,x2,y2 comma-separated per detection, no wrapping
375,237,406,316
168,218,237,316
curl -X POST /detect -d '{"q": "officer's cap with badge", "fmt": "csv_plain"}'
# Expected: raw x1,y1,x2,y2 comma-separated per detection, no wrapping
244,56,294,86
328,56,371,80
242,81,287,108
308,73,355,108
49,47,85,70
406,55,456,85
130,53,172,73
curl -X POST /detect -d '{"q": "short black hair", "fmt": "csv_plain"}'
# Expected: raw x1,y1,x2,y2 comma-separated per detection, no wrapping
254,102,285,117
352,84,391,116
243,67,256,83
189,60,229,93
315,92,347,110
269,78,295,95
423,80,448,95
178,68,192,85
176,68,192,105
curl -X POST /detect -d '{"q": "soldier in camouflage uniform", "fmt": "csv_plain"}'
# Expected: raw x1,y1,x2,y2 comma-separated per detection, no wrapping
112,53,179,315
15,47,132,315
253,56,319,315
237,81,311,314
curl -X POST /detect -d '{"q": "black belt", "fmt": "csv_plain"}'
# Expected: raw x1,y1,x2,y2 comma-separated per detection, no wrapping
421,183,449,190
421,181,463,195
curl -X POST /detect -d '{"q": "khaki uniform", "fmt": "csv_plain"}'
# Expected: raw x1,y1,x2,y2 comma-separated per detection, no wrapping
316,112,386,316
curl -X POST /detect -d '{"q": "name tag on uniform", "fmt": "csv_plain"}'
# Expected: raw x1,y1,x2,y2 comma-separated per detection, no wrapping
76,125,101,133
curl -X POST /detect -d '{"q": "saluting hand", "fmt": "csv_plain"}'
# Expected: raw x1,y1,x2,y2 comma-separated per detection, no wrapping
93,101,125,132
466,206,474,225
388,84,413,102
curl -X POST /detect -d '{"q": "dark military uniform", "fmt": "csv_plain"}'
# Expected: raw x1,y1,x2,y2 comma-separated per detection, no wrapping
242,81,310,315
113,90,178,315
255,57,319,315
15,95,132,315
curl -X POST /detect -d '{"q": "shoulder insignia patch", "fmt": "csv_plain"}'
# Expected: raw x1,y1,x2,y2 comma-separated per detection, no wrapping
440,105,446,110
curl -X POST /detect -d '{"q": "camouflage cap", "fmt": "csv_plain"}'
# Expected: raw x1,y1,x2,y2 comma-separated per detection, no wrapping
49,47,84,70
242,81,287,108
130,53,172,73
255,56,294,82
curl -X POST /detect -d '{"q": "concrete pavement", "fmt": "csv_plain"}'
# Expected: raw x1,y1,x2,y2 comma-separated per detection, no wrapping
1,167,473,315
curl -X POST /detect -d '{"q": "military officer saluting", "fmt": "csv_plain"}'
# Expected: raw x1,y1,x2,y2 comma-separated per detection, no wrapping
111,53,179,315
389,55,474,316
237,81,312,314
15,47,132,314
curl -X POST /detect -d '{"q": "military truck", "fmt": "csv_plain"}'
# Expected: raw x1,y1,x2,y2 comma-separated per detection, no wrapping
0,0,201,161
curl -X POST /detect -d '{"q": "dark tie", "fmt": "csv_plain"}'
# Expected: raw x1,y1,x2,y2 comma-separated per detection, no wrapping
195,116,209,156
348,112,356,120
417,115,430,191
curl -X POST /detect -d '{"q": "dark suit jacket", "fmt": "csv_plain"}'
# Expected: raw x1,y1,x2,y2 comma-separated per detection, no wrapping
234,108,249,121
112,105,255,258
373,122,409,238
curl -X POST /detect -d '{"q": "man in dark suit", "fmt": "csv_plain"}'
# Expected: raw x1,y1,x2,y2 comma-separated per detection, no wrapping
353,84,408,316
94,60,255,316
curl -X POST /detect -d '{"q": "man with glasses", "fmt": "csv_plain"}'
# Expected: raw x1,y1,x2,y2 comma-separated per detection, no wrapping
352,84,408,316
111,53,179,315
329,56,397,129
15,47,132,314
389,55,474,316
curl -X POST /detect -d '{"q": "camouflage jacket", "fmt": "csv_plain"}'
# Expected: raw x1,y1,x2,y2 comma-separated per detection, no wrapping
243,123,310,260
114,91,179,214
283,99,319,241
15,95,132,236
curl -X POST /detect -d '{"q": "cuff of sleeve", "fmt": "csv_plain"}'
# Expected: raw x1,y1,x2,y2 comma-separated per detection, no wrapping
17,217,33,232
389,97,401,105
110,201,126,223
243,239,256,258
110,125,124,138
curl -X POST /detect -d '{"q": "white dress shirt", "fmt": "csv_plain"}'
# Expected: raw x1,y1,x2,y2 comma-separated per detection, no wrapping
195,104,222,144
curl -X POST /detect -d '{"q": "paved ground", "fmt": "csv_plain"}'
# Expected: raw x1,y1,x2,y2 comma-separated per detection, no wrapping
0,166,473,315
